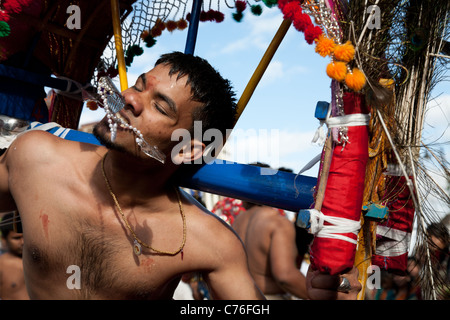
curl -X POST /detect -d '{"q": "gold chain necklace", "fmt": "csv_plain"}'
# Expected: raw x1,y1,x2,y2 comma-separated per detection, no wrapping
101,153,186,258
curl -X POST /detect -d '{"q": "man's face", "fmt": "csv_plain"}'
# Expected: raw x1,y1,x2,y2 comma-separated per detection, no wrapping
95,63,202,160
4,231,24,257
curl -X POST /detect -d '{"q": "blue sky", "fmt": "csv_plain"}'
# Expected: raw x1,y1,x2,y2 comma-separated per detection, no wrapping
79,5,449,185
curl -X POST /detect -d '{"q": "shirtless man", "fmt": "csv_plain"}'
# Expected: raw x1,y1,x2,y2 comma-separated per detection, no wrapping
232,202,309,300
0,52,360,300
0,211,29,300
0,52,264,299
233,199,362,300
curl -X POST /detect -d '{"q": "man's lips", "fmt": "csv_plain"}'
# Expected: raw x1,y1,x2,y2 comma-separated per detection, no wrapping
114,111,132,130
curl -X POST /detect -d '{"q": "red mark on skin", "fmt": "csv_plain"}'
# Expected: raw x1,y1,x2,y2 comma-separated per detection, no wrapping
39,213,49,240
146,75,158,87
140,257,154,271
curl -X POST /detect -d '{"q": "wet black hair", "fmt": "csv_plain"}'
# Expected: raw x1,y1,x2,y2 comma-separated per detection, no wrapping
155,52,237,139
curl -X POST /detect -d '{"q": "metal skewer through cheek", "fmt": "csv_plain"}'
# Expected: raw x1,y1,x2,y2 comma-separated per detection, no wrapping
98,77,166,164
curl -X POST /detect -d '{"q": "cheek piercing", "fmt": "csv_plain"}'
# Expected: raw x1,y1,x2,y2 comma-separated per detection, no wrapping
96,76,166,163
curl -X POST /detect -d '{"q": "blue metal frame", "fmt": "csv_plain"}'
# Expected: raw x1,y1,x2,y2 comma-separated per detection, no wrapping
35,125,317,212
184,0,203,55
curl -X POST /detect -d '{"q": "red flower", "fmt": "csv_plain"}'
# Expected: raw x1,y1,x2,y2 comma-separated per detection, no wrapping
3,0,23,14
177,19,188,30
213,10,225,23
199,11,208,21
304,25,323,44
0,10,10,22
281,1,301,21
165,20,178,32
235,0,247,13
293,12,311,32
277,0,289,10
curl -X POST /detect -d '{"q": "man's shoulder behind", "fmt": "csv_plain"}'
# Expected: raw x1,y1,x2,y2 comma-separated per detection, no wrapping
11,130,59,151
9,130,99,161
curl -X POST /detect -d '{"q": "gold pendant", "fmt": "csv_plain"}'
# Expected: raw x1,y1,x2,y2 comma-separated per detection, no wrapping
133,239,142,256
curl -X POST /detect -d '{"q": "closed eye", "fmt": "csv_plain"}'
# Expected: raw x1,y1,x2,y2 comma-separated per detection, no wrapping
154,102,168,116
132,85,142,92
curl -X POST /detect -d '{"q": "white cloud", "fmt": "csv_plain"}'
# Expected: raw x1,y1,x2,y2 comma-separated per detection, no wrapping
425,94,450,125
258,60,309,87
423,94,450,143
218,9,284,55
259,60,284,86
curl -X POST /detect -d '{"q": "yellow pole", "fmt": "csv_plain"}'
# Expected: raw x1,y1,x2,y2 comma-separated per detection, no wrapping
234,19,292,124
110,0,128,91
355,219,373,300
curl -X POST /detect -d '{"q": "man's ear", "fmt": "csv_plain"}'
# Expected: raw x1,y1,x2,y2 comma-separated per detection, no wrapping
175,139,205,164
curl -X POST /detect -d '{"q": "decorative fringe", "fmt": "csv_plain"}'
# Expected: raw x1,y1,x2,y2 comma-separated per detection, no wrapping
326,61,347,82
315,34,336,57
333,41,355,63
345,68,366,92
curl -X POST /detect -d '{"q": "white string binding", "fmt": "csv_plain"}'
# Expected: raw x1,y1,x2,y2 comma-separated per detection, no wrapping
309,209,361,245
326,113,371,128
375,225,411,257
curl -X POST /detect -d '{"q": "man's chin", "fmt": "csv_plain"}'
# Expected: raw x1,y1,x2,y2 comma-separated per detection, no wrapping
93,122,128,153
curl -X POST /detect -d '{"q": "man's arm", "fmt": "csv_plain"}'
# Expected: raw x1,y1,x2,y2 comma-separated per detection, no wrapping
203,228,265,300
306,265,362,300
0,130,59,212
269,218,309,299
0,257,3,299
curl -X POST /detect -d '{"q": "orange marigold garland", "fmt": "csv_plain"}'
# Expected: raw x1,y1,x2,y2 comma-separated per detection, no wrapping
326,61,347,82
333,41,356,63
315,34,335,57
321,37,366,92
140,18,189,48
345,68,366,92
278,0,366,92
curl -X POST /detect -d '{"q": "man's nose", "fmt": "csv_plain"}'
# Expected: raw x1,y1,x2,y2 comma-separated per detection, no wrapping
122,89,143,116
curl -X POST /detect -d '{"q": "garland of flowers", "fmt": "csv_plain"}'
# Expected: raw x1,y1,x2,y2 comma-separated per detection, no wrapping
278,0,366,92
0,0,37,61
0,4,11,38
140,18,189,49
0,0,34,37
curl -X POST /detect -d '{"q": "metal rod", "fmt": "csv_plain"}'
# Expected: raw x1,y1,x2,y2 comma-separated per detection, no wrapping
110,0,128,91
184,0,203,55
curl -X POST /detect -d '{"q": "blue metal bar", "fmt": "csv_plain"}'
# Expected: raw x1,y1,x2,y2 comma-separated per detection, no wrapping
184,0,203,55
32,125,317,212
0,64,91,93
177,161,317,212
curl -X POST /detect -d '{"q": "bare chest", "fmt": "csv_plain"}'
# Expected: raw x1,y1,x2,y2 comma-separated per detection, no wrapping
24,218,186,299
19,192,186,299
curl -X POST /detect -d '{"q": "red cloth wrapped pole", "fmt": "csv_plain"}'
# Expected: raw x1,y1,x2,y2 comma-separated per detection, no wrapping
309,92,370,275
372,175,415,274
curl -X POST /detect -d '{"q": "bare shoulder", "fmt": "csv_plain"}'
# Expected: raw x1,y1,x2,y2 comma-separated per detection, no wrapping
185,195,239,240
0,252,15,266
180,190,244,258
6,130,64,163
253,206,291,230
6,130,99,166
